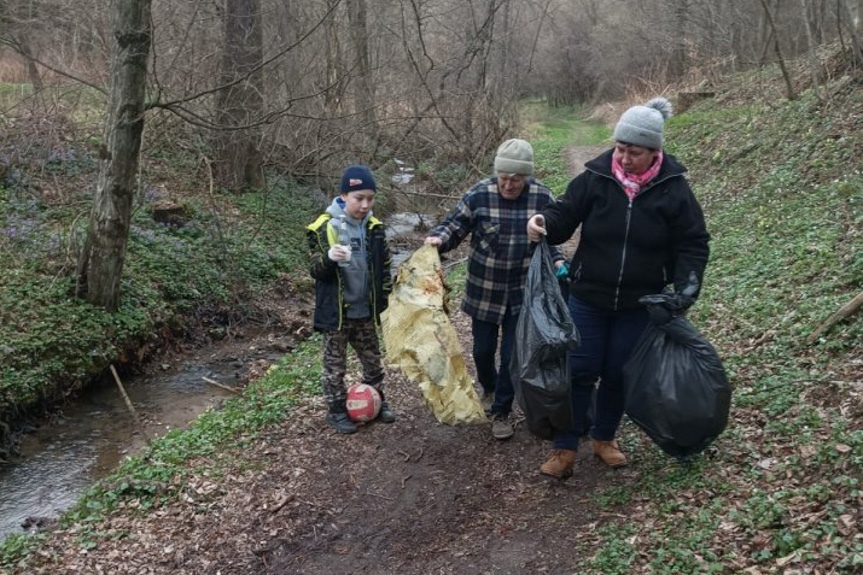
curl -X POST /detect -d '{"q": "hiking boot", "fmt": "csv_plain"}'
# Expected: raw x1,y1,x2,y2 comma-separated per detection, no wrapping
378,401,396,424
326,411,357,434
592,439,627,468
540,449,577,479
491,413,514,440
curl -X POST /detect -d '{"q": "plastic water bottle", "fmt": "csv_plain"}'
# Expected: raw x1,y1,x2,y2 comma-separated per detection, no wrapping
338,215,351,268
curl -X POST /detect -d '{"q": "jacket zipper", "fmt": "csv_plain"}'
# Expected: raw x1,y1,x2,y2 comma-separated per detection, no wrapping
368,224,378,328
325,217,345,329
589,169,678,311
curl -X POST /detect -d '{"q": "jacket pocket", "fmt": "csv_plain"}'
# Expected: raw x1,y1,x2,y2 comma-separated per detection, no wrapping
475,220,500,254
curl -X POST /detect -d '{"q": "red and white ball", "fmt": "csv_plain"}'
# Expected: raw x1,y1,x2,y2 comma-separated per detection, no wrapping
346,384,381,422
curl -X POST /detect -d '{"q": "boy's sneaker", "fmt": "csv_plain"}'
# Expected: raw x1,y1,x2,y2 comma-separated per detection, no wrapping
491,413,514,440
378,401,396,423
326,411,357,434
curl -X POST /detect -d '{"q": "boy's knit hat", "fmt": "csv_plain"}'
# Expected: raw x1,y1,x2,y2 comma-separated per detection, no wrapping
613,97,673,149
340,164,377,194
494,139,534,175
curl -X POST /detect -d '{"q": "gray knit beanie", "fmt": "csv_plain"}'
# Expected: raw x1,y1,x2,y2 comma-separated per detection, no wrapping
494,138,534,175
613,97,673,149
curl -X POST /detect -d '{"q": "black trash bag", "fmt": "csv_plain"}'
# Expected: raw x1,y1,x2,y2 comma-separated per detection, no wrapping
510,241,580,440
623,294,732,459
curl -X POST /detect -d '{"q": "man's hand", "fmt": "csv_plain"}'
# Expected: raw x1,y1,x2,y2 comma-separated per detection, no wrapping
327,245,351,262
424,236,442,247
527,214,547,242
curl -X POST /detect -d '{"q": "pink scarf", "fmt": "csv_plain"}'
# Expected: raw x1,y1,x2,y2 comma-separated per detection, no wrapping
611,150,664,201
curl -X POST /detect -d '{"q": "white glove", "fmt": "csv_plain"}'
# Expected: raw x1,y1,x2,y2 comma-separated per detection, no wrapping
527,214,547,242
328,244,351,262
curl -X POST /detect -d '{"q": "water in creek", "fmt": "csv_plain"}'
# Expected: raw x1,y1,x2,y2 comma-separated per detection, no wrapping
0,351,281,542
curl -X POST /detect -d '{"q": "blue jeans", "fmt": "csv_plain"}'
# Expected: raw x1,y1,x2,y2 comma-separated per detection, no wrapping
552,297,649,450
471,307,518,416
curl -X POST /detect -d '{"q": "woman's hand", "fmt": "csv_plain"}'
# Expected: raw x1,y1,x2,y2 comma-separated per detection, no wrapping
424,236,442,247
527,214,547,242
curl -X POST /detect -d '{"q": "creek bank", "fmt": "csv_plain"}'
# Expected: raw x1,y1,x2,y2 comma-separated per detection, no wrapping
0,317,311,542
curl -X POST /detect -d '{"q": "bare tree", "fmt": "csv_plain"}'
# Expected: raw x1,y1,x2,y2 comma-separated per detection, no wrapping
837,0,863,62
76,0,152,310
758,0,796,99
799,0,824,100
213,0,265,192
345,0,376,145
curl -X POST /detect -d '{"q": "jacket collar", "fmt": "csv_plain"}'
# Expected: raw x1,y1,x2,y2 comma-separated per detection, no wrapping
585,148,687,181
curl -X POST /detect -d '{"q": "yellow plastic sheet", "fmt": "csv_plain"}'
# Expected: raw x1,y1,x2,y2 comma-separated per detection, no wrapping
381,245,487,425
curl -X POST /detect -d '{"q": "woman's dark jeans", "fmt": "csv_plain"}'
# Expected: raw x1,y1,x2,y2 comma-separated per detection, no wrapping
471,306,518,417
552,296,649,451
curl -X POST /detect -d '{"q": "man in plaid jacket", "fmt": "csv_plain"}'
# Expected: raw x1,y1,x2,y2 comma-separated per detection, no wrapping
425,139,564,440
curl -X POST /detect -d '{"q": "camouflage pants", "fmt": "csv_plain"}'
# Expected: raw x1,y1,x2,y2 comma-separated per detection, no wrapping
321,317,385,410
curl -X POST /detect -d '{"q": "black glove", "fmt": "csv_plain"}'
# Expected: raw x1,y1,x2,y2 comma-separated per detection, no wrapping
640,272,700,326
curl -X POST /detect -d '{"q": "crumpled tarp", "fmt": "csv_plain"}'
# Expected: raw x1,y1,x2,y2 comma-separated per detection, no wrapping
381,245,487,425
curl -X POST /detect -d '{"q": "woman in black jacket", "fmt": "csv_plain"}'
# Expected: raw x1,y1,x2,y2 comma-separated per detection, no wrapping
527,98,710,478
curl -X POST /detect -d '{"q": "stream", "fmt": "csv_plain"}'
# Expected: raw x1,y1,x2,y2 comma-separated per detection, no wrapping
0,346,285,541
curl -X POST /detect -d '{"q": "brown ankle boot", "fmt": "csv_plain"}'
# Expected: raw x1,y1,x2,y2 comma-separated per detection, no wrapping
592,439,627,468
540,449,577,479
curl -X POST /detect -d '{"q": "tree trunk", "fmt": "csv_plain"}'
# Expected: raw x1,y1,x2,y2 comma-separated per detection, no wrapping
672,0,690,79
837,0,863,62
214,0,265,192
799,0,823,100
16,35,42,91
76,0,152,311
345,0,377,144
758,0,796,100
324,0,342,117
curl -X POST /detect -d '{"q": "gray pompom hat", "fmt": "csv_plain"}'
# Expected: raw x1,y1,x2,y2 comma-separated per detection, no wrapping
613,97,673,149
494,138,534,175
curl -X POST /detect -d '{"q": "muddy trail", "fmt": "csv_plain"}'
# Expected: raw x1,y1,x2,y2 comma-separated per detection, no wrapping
20,148,639,575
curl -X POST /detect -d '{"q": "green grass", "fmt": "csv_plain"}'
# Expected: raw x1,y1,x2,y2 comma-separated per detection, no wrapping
521,99,610,193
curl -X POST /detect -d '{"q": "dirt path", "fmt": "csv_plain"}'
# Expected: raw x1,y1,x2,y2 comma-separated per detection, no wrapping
20,151,638,575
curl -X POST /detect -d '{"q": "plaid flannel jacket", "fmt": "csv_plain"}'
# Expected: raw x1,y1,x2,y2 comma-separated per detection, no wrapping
432,177,562,324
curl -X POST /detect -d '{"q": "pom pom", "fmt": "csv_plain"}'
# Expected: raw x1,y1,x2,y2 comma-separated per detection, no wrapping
645,97,673,119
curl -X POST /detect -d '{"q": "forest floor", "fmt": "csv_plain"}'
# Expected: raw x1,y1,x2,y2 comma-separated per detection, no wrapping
16,147,629,575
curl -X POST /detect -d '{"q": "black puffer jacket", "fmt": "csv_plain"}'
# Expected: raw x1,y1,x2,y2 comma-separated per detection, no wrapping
306,213,392,331
542,149,710,311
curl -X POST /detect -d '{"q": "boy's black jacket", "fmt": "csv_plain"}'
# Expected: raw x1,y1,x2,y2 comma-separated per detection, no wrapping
306,214,392,331
542,149,710,311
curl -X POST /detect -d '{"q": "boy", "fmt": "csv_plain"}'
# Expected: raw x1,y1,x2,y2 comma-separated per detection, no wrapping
306,164,395,434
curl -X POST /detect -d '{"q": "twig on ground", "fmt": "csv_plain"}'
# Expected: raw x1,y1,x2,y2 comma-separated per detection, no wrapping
202,376,242,395
271,495,294,514
806,291,863,344
367,491,395,501
109,365,151,441
398,449,411,462
401,474,412,489
414,447,425,462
